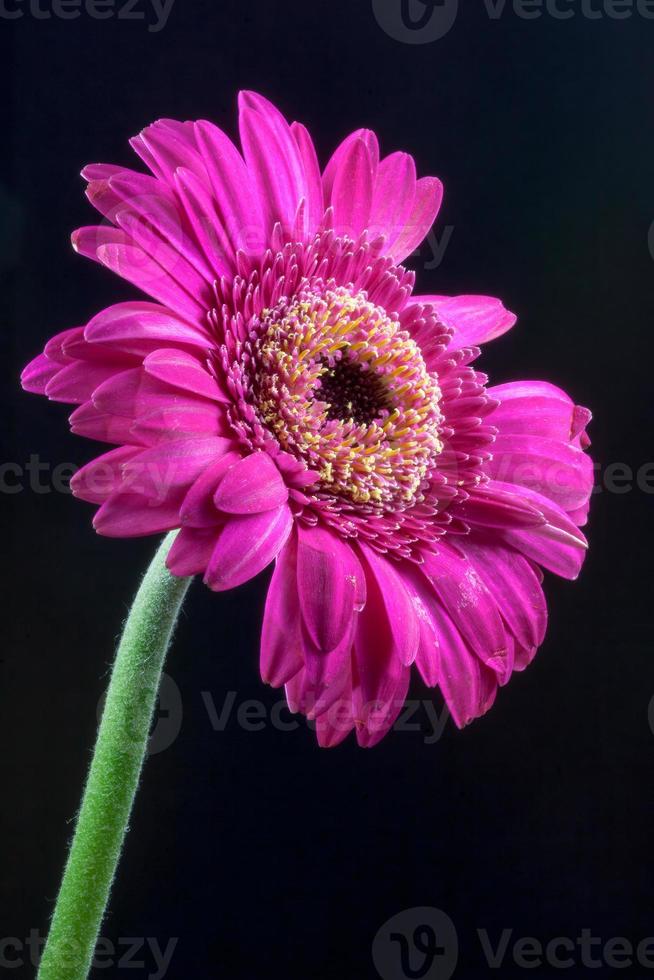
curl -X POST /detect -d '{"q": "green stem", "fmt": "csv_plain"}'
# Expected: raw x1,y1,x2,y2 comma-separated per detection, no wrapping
37,532,192,980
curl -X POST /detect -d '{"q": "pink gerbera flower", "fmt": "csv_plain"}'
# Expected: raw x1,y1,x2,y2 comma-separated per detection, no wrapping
22,91,593,747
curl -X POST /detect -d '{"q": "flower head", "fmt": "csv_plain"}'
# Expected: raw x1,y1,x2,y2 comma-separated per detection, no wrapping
22,92,593,746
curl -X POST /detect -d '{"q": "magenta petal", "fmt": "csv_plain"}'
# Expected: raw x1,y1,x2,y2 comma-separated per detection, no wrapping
239,93,307,238
485,433,594,512
121,437,234,498
213,452,288,515
489,380,578,441
69,401,135,446
84,301,212,356
369,151,417,245
296,524,365,655
71,446,140,504
358,543,420,667
457,539,548,650
204,504,293,592
329,137,374,240
457,485,547,530
290,121,324,236
143,348,229,403
388,176,443,263
432,603,498,729
21,353,64,395
315,688,355,749
492,481,589,579
180,452,240,527
421,545,510,679
416,294,517,350
400,563,442,687
322,129,380,200
166,526,218,576
45,360,124,405
93,491,182,537
261,533,303,686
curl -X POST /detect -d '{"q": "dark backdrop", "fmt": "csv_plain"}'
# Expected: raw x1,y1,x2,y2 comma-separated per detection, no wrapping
2,2,653,978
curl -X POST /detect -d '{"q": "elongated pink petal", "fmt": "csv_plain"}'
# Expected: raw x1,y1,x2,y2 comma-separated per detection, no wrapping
421,545,510,679
328,138,374,240
486,433,594,512
21,353,66,395
180,452,240,527
93,491,182,537
296,524,365,655
239,92,308,239
121,437,233,499
414,294,517,351
204,504,293,592
71,446,141,504
457,538,548,649
261,533,303,686
359,543,420,667
143,348,228,403
166,526,218,576
432,603,498,728
290,121,324,236
84,301,212,355
322,129,380,200
369,151,417,246
45,360,125,404
213,452,288,515
388,176,443,262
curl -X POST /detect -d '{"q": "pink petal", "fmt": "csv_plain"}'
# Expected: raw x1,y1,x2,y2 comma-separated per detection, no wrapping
369,151,417,247
204,504,293,592
328,137,375,240
93,490,183,538
21,353,65,395
261,533,304,687
457,539,548,650
358,544,420,667
492,481,589,580
84,301,212,356
432,603,498,729
387,176,443,263
45,360,125,404
213,452,288,515
322,129,380,201
143,348,229,403
485,433,594,512
193,119,264,259
121,436,233,498
296,524,365,655
421,545,510,679
290,121,324,236
489,380,584,442
239,92,308,239
180,452,240,527
71,446,141,504
166,526,218,577
415,294,517,350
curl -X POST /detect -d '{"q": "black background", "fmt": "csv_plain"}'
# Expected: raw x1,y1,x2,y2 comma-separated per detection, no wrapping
2,1,653,977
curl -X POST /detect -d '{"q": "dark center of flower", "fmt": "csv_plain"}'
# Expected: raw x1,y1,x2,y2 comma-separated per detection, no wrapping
319,354,390,426
243,284,443,507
